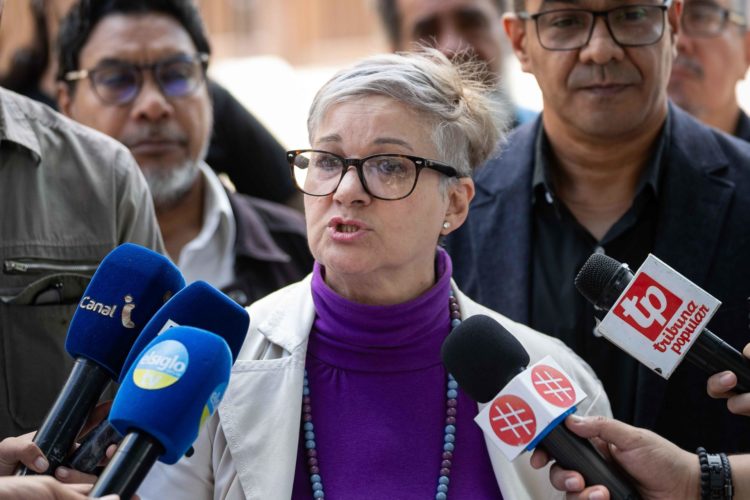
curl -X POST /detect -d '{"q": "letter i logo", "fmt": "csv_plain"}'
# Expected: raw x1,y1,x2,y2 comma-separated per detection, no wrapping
121,294,136,328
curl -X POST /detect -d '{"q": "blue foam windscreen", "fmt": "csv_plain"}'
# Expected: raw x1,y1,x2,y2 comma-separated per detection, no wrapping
109,326,232,464
65,243,185,378
119,281,249,381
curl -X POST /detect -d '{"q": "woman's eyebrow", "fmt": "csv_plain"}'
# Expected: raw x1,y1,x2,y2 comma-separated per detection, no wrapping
372,137,413,151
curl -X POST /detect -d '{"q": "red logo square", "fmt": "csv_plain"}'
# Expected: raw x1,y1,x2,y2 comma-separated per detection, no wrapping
614,272,683,341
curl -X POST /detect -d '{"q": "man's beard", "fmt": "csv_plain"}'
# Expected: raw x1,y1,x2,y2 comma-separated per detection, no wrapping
142,159,201,209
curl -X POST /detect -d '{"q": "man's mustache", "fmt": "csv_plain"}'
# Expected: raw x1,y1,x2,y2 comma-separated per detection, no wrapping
568,62,641,89
121,126,187,148
672,55,704,79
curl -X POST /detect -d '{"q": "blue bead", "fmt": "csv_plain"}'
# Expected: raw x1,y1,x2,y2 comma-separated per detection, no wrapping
444,434,455,443
305,431,315,441
305,440,316,449
312,482,323,491
303,387,310,396
313,490,325,498
310,474,321,483
304,422,314,431
445,424,456,434
451,319,461,328
447,379,458,389
447,389,458,399
439,476,450,485
436,492,447,500
437,484,448,493
443,442,455,452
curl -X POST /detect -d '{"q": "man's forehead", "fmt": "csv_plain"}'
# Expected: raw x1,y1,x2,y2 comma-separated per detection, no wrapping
527,0,665,9
80,13,197,64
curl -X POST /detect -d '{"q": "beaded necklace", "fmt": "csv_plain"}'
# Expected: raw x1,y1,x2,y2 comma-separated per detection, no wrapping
301,291,462,500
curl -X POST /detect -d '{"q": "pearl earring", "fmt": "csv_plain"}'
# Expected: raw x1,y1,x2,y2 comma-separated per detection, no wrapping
442,221,450,229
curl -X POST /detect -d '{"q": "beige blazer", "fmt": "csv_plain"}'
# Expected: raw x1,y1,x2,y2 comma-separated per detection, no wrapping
138,275,612,500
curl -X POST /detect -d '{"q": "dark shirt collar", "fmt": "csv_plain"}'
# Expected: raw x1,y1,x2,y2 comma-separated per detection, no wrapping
532,111,670,205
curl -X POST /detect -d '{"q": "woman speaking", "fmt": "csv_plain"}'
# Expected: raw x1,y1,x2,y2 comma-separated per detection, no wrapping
139,49,611,500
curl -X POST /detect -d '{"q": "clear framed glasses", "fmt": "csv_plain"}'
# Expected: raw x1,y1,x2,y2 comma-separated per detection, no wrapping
682,1,746,37
518,1,672,50
64,53,210,105
287,149,460,201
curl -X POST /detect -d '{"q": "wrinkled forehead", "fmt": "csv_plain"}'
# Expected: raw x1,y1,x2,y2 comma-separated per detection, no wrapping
83,13,197,63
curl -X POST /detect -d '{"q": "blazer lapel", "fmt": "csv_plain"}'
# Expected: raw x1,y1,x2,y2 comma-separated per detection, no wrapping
219,279,316,499
465,120,539,323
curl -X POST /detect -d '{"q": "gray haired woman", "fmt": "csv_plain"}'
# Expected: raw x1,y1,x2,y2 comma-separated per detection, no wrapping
139,49,611,500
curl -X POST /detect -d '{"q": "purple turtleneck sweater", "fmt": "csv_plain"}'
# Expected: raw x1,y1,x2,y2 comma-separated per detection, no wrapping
291,248,503,499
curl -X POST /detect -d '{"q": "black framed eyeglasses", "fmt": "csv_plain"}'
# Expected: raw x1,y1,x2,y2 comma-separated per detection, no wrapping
517,1,672,50
286,149,460,201
682,1,746,37
64,53,210,105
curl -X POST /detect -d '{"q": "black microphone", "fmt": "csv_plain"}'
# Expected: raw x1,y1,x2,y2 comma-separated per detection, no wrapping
575,253,750,392
441,315,640,500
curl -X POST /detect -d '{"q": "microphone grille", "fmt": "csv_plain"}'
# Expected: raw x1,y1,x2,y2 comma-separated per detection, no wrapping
574,253,623,307
441,315,530,403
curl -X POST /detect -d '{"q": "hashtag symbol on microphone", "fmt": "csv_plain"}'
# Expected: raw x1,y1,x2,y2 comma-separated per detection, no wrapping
533,369,575,404
492,402,535,439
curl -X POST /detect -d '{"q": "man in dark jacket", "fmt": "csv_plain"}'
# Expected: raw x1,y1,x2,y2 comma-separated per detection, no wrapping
56,0,313,307
448,0,750,454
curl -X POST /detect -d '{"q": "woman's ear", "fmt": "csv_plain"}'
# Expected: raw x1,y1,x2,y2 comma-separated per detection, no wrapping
442,178,475,235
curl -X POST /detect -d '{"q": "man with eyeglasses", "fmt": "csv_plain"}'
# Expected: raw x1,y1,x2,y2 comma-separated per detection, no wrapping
375,0,537,127
0,0,165,441
669,0,750,140
55,0,313,308
447,0,750,456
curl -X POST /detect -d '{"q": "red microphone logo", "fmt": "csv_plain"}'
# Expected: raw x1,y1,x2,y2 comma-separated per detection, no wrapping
614,272,683,341
531,365,577,407
489,395,537,446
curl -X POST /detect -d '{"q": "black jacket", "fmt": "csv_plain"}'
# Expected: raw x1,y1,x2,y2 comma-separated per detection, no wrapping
448,104,750,453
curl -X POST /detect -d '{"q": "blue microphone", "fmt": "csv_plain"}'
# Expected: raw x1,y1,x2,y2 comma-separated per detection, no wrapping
89,326,232,499
120,280,249,375
66,281,249,472
19,244,184,475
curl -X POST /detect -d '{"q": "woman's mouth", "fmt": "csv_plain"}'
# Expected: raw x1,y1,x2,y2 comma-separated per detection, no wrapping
336,224,360,233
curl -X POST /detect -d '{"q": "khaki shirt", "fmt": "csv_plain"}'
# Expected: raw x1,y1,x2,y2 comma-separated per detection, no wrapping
0,87,165,438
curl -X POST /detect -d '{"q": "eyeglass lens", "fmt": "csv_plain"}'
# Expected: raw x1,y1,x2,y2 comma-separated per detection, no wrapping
536,5,665,49
682,3,731,36
91,57,204,105
291,151,419,199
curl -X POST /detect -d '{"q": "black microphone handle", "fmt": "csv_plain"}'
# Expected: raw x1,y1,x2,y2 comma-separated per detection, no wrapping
65,420,122,473
541,424,641,500
17,358,111,476
686,329,750,393
89,431,163,499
